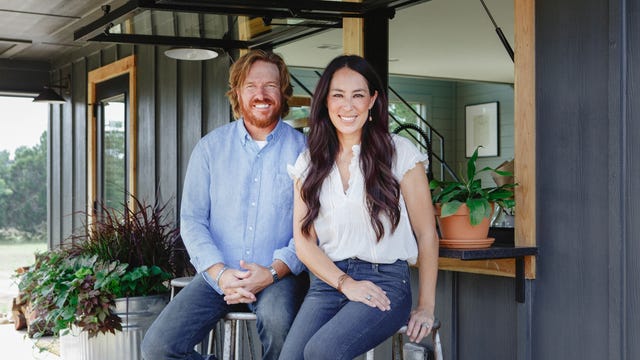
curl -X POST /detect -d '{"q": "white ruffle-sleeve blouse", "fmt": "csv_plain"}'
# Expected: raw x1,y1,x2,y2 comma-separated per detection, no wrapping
287,135,428,265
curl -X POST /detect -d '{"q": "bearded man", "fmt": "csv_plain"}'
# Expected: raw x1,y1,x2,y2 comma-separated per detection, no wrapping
142,50,309,360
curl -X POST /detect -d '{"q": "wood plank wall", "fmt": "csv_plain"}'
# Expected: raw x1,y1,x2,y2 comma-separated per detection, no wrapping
48,44,231,247
535,0,640,359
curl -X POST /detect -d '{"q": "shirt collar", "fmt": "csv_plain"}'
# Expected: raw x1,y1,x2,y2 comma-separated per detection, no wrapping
236,118,285,146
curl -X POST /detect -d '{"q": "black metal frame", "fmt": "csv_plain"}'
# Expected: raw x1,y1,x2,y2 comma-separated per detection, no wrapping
74,0,428,50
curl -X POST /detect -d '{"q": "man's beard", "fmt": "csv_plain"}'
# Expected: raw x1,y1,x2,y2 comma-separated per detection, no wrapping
241,99,281,129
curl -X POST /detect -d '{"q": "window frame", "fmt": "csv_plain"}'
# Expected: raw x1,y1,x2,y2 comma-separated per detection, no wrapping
87,55,137,222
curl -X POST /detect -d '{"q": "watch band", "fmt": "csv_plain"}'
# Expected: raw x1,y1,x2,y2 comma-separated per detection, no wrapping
268,265,279,284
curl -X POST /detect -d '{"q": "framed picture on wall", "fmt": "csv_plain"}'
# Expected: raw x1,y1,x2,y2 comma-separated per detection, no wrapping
465,101,499,157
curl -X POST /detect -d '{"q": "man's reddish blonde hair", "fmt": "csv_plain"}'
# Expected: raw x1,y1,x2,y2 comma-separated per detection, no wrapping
226,50,292,119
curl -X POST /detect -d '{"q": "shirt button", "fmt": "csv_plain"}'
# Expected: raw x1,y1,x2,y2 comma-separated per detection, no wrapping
254,177,259,182
251,202,256,207
245,250,251,255
248,226,253,231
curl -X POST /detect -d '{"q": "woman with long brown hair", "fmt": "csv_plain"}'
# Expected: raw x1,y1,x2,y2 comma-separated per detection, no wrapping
280,55,439,359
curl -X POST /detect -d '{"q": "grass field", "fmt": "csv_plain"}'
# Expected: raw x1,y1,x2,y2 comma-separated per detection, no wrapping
0,243,47,272
0,242,47,314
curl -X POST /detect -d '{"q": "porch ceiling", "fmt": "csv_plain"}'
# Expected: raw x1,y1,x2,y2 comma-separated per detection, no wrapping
0,0,514,83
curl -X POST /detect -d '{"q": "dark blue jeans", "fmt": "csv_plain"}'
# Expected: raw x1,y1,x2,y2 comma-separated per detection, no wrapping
279,259,412,360
141,272,309,360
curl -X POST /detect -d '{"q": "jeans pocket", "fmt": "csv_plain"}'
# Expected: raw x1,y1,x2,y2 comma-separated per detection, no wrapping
376,261,411,295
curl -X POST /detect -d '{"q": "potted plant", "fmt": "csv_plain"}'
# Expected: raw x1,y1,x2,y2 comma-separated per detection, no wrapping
429,147,516,248
16,195,194,359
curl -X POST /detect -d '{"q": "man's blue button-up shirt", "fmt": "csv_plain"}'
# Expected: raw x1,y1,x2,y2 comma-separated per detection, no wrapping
180,119,306,294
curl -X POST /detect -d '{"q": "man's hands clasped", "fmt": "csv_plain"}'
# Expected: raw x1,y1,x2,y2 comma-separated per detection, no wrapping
218,260,275,304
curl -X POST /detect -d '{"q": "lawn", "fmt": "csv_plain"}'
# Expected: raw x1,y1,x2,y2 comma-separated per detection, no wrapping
0,242,47,314
0,243,47,272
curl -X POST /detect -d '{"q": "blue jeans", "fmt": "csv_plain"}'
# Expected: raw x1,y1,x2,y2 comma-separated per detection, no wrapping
279,259,412,360
141,272,309,360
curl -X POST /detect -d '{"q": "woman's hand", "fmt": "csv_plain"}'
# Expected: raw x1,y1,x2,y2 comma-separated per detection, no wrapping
341,278,391,311
406,308,435,343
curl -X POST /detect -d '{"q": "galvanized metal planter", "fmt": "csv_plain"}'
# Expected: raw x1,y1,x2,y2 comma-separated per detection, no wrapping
59,294,169,360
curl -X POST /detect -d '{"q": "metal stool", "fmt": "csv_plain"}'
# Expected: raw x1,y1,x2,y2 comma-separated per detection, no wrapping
222,311,257,360
364,319,442,360
170,276,217,356
170,276,194,299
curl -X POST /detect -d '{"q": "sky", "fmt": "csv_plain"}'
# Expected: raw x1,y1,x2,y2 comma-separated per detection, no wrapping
0,96,48,159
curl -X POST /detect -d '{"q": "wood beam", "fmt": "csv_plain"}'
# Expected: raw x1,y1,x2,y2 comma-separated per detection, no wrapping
514,0,536,276
343,0,364,56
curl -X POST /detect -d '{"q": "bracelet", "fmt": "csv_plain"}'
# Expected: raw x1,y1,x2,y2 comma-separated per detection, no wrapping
215,266,229,288
336,274,350,293
268,266,280,284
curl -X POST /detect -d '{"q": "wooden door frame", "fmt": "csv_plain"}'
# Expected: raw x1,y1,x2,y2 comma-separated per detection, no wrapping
87,55,137,219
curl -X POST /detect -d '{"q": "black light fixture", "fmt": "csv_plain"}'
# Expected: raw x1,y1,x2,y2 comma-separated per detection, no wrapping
33,76,70,104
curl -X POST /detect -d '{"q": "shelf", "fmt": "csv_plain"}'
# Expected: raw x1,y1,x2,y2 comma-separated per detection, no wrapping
439,245,537,260
439,244,538,303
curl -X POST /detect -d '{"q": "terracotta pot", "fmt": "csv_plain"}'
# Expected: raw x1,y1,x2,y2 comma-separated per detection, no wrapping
435,203,495,249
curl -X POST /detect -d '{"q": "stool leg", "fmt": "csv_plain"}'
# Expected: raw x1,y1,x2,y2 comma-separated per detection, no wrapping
365,348,375,360
244,320,256,360
234,320,241,360
208,328,215,355
391,333,403,360
223,319,234,360
433,330,443,360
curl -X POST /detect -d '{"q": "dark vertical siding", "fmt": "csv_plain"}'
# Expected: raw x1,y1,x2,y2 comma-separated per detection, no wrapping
625,1,640,359
155,48,179,222
535,0,613,359
60,67,74,241
203,55,232,135
178,61,202,210
136,45,157,204
71,60,87,236
49,44,231,247
49,103,61,247
457,274,516,359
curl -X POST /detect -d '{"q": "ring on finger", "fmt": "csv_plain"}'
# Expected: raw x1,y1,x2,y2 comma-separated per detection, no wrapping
365,294,372,301
422,322,431,328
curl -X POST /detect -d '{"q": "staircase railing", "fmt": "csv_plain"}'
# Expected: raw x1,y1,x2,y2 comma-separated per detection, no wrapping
387,86,459,182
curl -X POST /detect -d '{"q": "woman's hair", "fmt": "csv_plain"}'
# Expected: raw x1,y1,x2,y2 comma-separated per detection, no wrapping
300,55,400,242
226,50,292,119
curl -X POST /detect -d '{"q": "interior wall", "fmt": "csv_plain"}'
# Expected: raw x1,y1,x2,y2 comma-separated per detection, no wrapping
455,81,515,186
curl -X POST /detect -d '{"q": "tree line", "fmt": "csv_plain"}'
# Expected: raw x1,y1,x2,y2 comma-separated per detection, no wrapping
0,132,46,242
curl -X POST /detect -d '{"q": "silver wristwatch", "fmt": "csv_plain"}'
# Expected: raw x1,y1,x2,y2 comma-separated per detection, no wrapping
268,265,279,283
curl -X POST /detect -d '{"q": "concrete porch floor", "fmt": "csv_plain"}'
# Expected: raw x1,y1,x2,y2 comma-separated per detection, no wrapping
0,322,59,360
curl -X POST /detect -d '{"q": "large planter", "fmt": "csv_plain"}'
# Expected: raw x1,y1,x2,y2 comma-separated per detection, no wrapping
435,203,495,249
59,294,169,360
